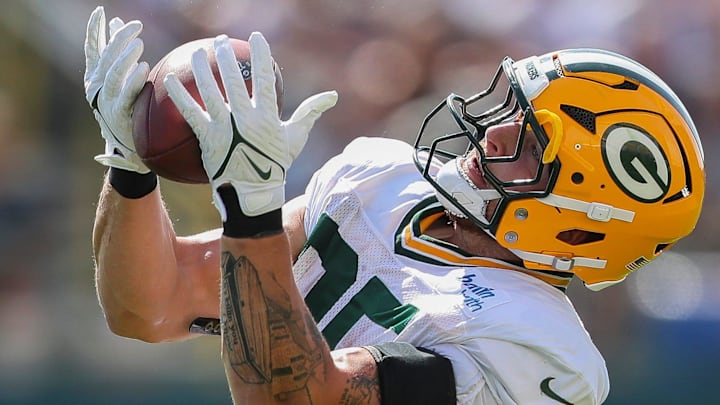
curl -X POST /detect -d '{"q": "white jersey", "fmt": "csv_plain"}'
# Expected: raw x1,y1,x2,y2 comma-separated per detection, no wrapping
293,137,609,404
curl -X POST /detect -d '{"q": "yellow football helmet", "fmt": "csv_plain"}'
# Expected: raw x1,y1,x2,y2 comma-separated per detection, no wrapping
414,48,705,291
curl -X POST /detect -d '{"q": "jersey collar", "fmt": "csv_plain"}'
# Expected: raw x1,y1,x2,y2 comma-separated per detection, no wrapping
394,197,573,291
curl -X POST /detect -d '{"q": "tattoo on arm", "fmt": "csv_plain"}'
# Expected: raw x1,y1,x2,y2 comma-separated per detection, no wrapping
221,251,327,402
340,372,381,405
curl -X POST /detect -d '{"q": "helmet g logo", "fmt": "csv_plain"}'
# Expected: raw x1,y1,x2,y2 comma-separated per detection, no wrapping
601,123,670,203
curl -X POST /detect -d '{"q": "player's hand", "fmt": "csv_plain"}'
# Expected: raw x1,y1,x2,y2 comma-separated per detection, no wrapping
84,6,150,174
164,33,338,219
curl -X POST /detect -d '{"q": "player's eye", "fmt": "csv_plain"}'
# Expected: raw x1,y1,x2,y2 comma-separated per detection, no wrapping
531,144,541,162
522,130,542,162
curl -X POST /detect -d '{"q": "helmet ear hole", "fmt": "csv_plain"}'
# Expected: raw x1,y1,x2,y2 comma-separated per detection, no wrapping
556,229,605,246
571,172,584,184
655,242,674,255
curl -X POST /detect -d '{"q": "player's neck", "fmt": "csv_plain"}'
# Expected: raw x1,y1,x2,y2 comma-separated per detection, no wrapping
425,214,522,264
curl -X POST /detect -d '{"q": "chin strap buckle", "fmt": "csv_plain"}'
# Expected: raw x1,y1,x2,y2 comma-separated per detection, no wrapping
552,256,575,271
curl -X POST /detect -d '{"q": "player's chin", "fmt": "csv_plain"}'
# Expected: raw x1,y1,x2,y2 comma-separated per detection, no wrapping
481,199,500,225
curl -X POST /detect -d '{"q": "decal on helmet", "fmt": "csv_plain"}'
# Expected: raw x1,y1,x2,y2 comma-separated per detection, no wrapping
626,256,651,272
525,61,539,80
601,123,670,203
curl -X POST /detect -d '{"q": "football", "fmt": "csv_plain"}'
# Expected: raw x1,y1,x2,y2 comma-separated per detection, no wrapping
132,37,283,184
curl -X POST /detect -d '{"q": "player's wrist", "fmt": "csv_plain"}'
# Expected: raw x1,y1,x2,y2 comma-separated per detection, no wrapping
217,186,283,238
109,167,157,199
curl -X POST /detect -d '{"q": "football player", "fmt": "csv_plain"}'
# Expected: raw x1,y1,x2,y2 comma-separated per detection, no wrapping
85,6,704,405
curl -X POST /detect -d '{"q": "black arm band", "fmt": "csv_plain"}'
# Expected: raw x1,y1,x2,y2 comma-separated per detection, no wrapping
217,186,283,239
364,342,456,405
108,167,157,199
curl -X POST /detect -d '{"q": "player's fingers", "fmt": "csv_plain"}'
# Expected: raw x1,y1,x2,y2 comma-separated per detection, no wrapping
84,6,106,86
191,48,227,120
103,38,144,101
95,20,143,87
215,35,252,114
164,72,210,137
247,32,278,114
108,17,125,37
117,61,150,113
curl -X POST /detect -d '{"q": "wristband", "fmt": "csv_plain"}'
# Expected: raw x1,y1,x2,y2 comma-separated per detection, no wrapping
109,167,157,199
217,186,283,238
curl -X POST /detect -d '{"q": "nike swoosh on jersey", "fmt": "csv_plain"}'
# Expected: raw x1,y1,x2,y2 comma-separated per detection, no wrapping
540,377,574,405
241,149,273,180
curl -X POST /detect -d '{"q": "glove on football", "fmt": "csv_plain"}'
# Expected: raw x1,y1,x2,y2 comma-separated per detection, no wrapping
84,6,150,173
164,33,338,219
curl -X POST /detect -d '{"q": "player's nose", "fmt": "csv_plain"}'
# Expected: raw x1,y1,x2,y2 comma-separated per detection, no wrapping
484,122,520,157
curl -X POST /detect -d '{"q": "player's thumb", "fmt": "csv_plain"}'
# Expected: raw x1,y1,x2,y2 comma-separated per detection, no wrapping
286,90,338,132
285,90,337,159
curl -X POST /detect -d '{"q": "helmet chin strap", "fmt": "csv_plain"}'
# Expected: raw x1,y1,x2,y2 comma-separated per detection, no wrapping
434,158,501,226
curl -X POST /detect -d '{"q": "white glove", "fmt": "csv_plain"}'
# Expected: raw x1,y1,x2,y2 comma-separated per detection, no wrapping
84,6,150,173
164,33,338,219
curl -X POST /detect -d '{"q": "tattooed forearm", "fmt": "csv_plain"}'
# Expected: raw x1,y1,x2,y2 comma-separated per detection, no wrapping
221,252,271,383
339,372,381,405
221,251,327,402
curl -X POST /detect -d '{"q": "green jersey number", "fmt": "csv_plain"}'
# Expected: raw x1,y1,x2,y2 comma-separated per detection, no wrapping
302,214,419,349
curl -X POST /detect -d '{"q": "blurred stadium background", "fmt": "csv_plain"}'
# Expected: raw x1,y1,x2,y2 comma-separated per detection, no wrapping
1,0,718,403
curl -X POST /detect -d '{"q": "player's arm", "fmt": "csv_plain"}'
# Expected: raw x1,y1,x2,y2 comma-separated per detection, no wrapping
217,208,380,404
92,178,308,342
161,31,362,402
92,178,222,342
218,221,455,404
84,6,193,341
165,32,456,404
84,7,223,342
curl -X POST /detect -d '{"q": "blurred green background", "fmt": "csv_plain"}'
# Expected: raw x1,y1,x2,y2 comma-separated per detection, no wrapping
1,0,718,404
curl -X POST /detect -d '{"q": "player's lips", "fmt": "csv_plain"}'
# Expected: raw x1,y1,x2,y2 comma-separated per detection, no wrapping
463,155,488,189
